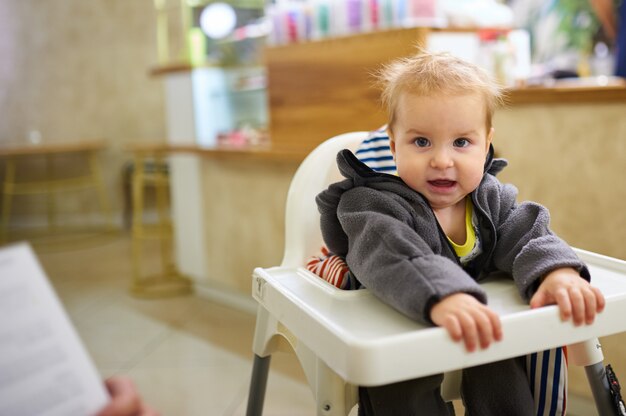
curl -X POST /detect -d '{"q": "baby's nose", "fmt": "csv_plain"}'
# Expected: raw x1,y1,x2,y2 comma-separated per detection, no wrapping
430,149,453,169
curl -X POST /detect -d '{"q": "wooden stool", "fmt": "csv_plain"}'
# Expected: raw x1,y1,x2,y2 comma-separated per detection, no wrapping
129,145,192,298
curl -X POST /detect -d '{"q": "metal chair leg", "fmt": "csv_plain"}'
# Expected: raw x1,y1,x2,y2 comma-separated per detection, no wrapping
586,362,620,416
570,339,620,416
246,354,271,416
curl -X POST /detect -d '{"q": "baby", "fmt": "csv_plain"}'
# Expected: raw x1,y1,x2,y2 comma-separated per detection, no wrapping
316,51,605,415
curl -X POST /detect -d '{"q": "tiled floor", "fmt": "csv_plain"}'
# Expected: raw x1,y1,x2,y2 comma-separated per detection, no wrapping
33,233,322,416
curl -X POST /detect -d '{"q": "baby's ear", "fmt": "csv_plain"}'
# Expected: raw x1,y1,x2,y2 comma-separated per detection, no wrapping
487,127,494,149
388,137,396,158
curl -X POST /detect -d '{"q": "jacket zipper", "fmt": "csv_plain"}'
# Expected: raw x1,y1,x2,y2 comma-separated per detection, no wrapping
471,191,498,273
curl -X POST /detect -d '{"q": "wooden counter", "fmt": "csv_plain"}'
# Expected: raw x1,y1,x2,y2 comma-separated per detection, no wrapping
0,140,107,156
507,83,626,105
131,81,626,160
126,142,308,162
264,29,626,152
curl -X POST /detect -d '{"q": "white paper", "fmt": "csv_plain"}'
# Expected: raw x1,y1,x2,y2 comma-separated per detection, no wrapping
0,243,109,416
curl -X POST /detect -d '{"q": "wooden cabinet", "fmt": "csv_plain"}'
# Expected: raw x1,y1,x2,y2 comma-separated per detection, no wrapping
264,27,428,151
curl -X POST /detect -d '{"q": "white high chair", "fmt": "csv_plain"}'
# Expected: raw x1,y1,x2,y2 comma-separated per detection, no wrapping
246,132,626,416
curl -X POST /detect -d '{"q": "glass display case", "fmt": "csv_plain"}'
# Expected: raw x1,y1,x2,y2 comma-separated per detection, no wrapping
153,0,268,147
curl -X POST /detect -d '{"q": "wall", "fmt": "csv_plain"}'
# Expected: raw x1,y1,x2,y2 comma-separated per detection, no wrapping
0,0,166,226
201,157,297,294
494,103,626,261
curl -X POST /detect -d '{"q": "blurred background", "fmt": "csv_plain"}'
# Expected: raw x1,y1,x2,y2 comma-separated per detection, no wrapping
0,0,625,414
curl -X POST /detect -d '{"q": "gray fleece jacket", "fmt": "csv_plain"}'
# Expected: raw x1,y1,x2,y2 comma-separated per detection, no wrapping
316,147,590,325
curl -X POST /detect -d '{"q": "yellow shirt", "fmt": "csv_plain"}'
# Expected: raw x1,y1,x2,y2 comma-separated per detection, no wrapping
447,197,477,259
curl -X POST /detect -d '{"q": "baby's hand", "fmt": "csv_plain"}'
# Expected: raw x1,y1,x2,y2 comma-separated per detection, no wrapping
430,293,502,352
530,267,606,325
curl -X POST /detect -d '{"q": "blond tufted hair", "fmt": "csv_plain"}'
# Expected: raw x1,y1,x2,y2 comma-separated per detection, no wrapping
376,49,506,132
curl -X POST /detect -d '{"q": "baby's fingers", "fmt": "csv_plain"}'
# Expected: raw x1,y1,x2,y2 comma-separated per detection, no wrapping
554,289,573,322
568,287,586,326
458,312,479,352
555,285,605,327
473,313,493,350
583,288,597,324
473,308,502,350
582,286,606,324
488,309,503,342
593,286,606,313
442,315,463,343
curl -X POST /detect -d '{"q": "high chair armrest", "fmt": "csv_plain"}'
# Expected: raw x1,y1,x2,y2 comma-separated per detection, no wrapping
252,249,626,387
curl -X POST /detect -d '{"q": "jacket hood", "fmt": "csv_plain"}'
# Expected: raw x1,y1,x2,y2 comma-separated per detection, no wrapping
484,144,507,175
316,144,507,256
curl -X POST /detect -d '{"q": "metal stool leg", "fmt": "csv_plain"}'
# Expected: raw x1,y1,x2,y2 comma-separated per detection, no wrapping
246,354,271,416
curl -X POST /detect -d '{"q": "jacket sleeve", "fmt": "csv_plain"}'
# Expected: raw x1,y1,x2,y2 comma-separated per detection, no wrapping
330,186,487,325
484,178,590,301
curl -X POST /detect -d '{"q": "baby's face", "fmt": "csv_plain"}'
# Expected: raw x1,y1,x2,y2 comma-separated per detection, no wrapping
389,92,493,212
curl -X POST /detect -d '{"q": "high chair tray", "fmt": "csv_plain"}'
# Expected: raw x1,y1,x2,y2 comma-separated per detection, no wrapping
252,248,626,386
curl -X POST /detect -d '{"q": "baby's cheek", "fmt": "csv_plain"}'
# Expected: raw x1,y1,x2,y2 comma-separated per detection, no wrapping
465,172,484,192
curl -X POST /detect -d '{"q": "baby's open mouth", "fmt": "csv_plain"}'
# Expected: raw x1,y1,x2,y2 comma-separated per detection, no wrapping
428,180,456,188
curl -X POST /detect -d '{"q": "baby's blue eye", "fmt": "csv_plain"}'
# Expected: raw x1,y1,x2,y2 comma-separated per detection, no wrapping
454,138,470,147
414,137,430,147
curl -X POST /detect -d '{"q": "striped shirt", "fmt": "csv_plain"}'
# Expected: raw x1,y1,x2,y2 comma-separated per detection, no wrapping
354,128,397,174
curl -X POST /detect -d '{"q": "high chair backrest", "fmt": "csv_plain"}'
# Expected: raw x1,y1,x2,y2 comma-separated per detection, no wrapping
281,132,369,268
